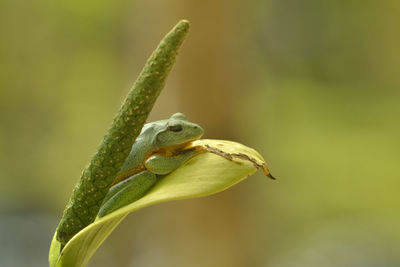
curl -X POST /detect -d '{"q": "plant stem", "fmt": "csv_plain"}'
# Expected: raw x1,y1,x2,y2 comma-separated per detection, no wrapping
56,20,190,246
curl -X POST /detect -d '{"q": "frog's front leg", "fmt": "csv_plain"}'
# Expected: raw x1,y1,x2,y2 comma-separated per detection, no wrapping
145,147,205,175
97,147,204,218
97,171,157,218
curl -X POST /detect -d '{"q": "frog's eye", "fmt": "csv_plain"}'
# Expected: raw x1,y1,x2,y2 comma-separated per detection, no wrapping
168,124,183,132
170,113,187,121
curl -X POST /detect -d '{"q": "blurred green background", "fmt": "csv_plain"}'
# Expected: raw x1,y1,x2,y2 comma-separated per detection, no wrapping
1,0,399,266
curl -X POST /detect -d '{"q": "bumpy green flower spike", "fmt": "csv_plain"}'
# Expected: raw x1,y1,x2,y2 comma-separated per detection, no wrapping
56,20,190,246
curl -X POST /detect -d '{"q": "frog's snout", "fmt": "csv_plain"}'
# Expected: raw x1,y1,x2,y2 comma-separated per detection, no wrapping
192,124,204,138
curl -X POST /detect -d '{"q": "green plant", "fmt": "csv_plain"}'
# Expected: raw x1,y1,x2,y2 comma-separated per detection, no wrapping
49,20,272,267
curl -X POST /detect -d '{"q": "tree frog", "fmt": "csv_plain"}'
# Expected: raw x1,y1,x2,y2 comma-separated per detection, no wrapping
96,113,204,218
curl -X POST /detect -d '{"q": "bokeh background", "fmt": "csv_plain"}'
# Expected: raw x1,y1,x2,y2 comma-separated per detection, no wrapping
1,0,399,266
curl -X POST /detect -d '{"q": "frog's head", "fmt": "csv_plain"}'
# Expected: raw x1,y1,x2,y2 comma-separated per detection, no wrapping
153,113,204,148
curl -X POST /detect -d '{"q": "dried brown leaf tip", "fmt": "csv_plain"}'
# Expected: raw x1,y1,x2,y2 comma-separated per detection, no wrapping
203,144,276,180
